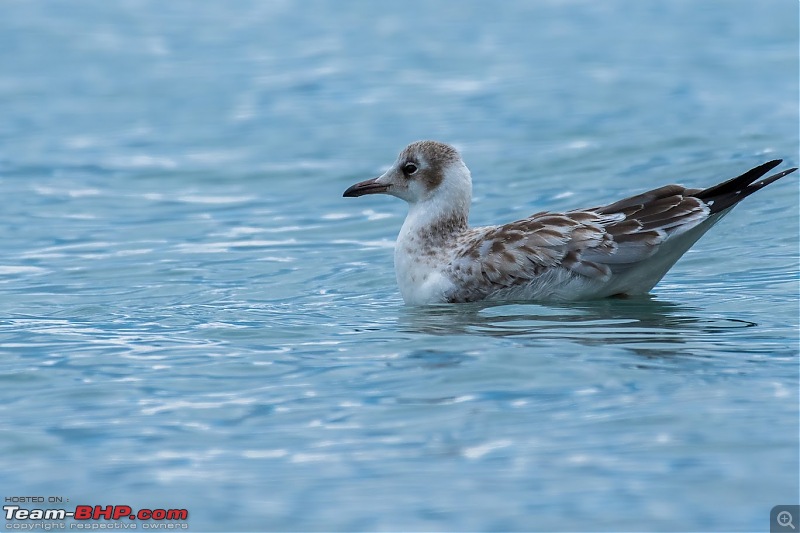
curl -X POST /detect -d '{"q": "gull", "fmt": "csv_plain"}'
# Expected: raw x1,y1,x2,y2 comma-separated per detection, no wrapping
343,141,796,304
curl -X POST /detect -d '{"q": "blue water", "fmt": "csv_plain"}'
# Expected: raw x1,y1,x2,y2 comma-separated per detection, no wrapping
1,1,798,531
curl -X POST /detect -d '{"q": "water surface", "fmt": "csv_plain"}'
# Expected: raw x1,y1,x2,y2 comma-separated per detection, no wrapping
0,1,798,531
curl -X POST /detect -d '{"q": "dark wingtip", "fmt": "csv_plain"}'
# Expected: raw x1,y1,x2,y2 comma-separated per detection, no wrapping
699,160,796,213
749,159,783,175
698,159,783,200
757,159,784,172
752,166,798,189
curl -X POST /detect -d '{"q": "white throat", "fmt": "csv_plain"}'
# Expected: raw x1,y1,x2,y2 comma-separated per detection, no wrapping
393,161,472,304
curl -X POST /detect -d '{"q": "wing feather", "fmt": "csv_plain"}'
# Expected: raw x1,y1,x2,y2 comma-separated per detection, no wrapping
440,161,795,302
447,183,713,297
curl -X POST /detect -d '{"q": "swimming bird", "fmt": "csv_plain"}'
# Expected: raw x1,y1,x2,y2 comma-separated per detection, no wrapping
343,141,796,305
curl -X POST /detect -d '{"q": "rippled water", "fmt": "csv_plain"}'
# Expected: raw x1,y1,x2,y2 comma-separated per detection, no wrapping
1,1,798,531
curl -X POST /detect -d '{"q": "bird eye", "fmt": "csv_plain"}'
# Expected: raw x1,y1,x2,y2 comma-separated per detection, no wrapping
403,162,418,175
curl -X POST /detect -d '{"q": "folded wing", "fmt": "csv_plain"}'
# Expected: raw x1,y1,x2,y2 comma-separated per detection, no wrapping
448,160,796,300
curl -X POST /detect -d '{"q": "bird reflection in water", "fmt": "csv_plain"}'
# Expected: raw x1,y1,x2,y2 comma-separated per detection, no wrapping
397,295,756,359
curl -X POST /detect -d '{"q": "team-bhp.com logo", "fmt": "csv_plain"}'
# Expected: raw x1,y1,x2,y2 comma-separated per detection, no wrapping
4,503,189,529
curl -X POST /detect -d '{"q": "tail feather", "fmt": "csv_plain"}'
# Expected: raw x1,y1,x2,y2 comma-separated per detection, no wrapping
696,159,797,214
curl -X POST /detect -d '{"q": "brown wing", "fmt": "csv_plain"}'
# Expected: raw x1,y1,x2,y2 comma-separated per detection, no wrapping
445,160,796,301
447,186,710,299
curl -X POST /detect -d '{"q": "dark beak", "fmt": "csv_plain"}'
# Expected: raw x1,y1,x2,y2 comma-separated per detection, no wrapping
343,177,390,198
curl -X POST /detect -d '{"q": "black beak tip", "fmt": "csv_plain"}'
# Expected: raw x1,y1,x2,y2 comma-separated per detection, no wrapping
342,178,387,198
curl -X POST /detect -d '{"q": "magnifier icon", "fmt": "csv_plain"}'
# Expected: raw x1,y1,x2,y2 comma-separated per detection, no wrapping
778,511,796,529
